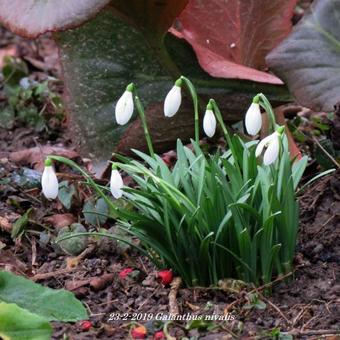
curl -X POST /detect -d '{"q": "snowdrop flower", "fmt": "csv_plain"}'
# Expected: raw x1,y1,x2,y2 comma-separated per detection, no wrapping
203,104,216,137
255,127,284,165
110,165,124,199
41,158,59,199
245,95,262,136
164,78,182,117
115,83,134,125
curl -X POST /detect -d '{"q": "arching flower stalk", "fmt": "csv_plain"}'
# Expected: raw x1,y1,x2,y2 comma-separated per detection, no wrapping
115,83,154,157
164,76,200,143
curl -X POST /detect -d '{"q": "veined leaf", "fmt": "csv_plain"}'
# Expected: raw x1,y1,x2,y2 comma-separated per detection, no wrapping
171,0,297,83
54,5,290,164
0,271,88,322
0,0,110,38
267,0,340,111
0,302,52,340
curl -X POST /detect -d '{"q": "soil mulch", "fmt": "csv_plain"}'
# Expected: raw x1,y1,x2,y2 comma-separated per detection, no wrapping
1,9,339,339
1,166,339,339
40,170,340,339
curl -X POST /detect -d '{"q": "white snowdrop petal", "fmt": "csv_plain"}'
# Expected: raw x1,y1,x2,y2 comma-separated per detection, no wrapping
203,109,216,137
110,169,124,199
164,85,181,117
111,188,123,199
263,136,280,165
41,166,59,199
115,91,134,125
245,102,262,136
255,133,273,157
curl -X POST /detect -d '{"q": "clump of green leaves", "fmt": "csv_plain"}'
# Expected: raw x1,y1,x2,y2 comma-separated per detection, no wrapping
0,56,64,131
51,78,308,288
52,133,306,287
110,136,306,286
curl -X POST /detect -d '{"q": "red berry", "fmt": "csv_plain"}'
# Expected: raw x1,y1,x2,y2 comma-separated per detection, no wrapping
154,330,165,339
158,270,173,286
131,325,147,339
119,268,133,280
80,320,92,331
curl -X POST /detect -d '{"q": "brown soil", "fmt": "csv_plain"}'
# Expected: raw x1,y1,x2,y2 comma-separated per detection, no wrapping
1,8,339,339
1,160,339,339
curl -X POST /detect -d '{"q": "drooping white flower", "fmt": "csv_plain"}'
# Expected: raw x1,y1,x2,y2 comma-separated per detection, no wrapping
110,166,124,199
164,79,182,117
115,83,134,125
41,159,59,199
245,96,262,136
203,108,216,138
255,130,282,165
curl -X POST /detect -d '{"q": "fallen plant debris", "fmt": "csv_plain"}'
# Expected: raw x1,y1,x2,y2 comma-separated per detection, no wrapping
1,1,340,339
9,145,78,171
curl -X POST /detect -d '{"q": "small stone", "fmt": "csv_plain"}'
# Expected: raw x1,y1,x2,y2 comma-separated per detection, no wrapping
312,243,324,254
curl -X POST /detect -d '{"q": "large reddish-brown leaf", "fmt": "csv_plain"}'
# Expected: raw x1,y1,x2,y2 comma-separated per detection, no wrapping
170,0,297,84
0,0,110,38
111,0,189,38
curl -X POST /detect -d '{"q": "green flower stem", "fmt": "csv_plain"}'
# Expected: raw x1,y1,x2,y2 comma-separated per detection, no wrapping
209,99,240,171
258,93,277,133
49,155,112,202
134,94,155,158
44,158,52,166
180,76,200,143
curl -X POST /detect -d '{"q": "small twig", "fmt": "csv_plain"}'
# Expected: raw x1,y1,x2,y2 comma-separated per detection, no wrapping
259,293,291,324
312,136,340,168
291,303,311,327
31,267,77,281
301,313,321,332
169,277,182,316
225,268,299,312
289,329,339,337
66,243,97,268
83,301,94,316
137,287,160,311
74,243,96,262
16,189,41,204
249,268,299,294
312,214,336,239
96,298,119,307
220,323,239,338
31,237,37,267
138,257,148,274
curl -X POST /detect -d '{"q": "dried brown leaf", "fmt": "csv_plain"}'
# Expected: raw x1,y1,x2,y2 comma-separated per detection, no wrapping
9,146,78,171
44,214,75,229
